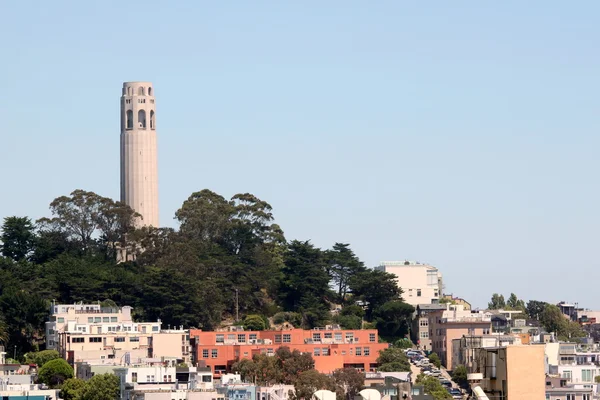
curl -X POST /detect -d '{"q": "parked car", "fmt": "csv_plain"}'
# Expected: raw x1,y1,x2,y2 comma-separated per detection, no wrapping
447,388,462,399
429,370,442,378
439,379,452,388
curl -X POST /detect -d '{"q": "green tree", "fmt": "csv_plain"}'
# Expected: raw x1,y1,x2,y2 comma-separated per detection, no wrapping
373,301,414,341
394,338,413,349
279,241,331,328
335,315,362,330
332,368,364,400
428,352,441,368
376,348,411,372
81,374,120,400
0,289,48,356
452,365,468,386
1,216,35,261
325,243,366,301
60,378,86,400
526,300,548,320
292,369,335,400
349,269,401,320
540,304,567,334
487,293,506,310
243,314,267,331
25,350,60,367
38,358,73,387
506,293,526,313
415,375,452,400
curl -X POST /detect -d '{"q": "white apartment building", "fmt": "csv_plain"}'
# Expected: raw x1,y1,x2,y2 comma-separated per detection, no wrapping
115,365,219,400
46,303,190,368
375,261,443,306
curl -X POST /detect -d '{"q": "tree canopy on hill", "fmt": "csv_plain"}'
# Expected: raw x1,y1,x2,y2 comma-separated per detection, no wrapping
0,189,413,358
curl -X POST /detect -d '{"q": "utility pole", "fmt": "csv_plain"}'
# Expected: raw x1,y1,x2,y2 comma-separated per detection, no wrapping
235,289,239,323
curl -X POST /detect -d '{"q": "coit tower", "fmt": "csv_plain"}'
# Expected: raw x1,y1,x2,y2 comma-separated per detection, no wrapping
120,81,159,227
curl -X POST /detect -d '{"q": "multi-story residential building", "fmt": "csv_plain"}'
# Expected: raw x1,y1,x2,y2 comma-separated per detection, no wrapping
451,334,523,370
411,304,447,351
427,305,492,370
440,294,471,310
0,349,59,400
47,303,190,368
545,376,594,400
375,261,442,306
115,365,219,400
547,342,600,384
189,327,388,377
469,345,545,400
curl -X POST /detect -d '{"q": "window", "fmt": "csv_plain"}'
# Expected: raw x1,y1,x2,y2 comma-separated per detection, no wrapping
88,317,94,323
562,370,572,380
132,372,137,383
369,333,376,342
202,375,212,383
89,337,102,343
345,333,354,342
48,329,55,335
227,334,235,341
420,332,429,338
111,317,118,322
203,349,209,358
211,349,218,358
314,348,321,356
103,317,110,323
582,369,593,382
58,317,65,323
334,332,342,342
72,337,84,343
138,110,147,129
237,334,246,343
408,289,413,296
324,332,332,339
322,348,330,356
364,347,370,356
283,334,291,343
148,87,153,96
94,317,101,323
115,337,125,342
566,395,575,400
130,337,140,342
274,335,282,343
583,394,591,400
138,87,145,96
417,289,422,297
216,334,224,343
249,334,257,341
267,348,274,356
313,333,322,342
146,375,155,382
356,347,362,356
420,319,428,327
150,110,155,129
152,326,159,332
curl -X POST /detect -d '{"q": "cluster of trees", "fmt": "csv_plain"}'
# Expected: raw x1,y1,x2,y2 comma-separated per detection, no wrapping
232,346,364,400
415,374,452,400
487,294,585,341
0,189,414,358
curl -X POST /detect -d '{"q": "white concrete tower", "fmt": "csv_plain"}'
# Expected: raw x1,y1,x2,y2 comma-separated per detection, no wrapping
120,81,159,227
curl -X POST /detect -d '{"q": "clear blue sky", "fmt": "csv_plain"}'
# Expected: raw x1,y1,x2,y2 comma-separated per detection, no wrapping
1,1,599,309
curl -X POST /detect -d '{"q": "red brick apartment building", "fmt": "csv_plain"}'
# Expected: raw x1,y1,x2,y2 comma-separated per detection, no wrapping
190,328,389,377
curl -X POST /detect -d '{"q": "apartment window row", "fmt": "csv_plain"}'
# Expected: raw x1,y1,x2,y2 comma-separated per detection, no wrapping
313,347,370,356
87,317,119,323
419,319,428,327
420,332,429,339
202,349,219,358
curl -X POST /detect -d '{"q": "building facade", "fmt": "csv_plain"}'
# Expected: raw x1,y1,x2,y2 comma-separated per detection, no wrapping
190,328,388,377
411,304,447,351
47,303,189,368
375,261,442,306
120,81,159,228
469,346,545,400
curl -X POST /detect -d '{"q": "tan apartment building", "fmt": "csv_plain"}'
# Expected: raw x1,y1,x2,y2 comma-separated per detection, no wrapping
375,261,443,306
47,303,189,368
412,304,447,351
427,306,492,370
469,345,545,400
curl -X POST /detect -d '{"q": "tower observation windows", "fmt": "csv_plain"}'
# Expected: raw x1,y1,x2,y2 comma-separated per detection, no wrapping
138,110,146,129
150,110,155,129
126,110,133,130
138,87,145,95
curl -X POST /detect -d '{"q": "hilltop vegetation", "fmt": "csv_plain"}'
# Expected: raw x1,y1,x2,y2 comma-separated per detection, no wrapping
0,189,414,358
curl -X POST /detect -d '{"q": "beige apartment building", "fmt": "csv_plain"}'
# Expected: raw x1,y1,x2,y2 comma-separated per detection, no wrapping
427,305,492,370
375,261,443,306
469,345,545,400
46,303,189,368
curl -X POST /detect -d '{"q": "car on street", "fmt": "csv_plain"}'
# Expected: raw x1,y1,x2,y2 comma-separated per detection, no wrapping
447,388,462,399
439,379,452,388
